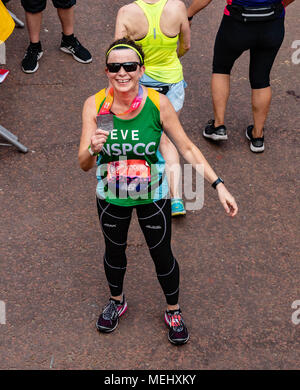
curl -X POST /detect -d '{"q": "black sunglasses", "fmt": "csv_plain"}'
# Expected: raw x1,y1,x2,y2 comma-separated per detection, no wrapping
106,62,141,73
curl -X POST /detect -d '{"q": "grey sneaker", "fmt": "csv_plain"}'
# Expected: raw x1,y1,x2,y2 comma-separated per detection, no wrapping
203,119,227,141
246,125,264,153
96,296,127,333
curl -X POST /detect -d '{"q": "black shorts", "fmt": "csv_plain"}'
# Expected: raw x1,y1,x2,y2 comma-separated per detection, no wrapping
213,15,285,89
21,0,76,13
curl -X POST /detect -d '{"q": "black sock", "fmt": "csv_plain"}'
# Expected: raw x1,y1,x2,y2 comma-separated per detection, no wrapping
167,308,180,314
30,41,41,48
62,33,74,41
212,120,226,130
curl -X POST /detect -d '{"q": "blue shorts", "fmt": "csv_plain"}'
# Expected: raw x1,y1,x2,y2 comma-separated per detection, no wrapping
140,74,187,112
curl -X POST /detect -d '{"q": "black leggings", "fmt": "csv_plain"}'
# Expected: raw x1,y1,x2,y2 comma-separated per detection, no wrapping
96,198,180,305
213,15,285,89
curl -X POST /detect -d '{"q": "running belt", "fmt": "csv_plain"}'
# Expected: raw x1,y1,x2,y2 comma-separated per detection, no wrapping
224,0,285,18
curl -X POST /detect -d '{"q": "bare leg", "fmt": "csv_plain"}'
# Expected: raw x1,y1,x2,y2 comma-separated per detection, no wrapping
25,12,42,43
211,73,230,127
251,87,272,137
111,294,123,301
57,7,74,35
167,304,180,311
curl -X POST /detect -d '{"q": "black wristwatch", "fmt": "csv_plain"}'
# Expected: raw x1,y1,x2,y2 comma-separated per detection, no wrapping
188,15,193,21
212,177,224,189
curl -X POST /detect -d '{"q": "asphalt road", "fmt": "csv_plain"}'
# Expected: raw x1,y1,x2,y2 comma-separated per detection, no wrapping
0,0,299,370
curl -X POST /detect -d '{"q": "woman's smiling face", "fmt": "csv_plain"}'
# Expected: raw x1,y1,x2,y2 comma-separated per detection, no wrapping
105,49,145,93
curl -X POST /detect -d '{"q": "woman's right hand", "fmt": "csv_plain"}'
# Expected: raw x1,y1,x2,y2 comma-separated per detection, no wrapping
216,183,238,217
90,129,109,155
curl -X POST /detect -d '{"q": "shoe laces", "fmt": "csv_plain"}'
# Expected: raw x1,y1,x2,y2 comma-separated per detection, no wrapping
172,200,183,209
25,45,40,56
169,311,184,332
64,35,80,48
102,300,118,321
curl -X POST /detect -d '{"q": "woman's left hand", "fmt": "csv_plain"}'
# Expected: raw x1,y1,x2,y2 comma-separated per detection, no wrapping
216,183,238,217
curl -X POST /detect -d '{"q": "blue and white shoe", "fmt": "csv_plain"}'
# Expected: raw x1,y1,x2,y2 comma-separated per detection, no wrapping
171,199,186,217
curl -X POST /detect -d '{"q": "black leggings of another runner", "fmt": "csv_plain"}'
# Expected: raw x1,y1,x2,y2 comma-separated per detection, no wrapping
213,15,285,89
96,198,180,305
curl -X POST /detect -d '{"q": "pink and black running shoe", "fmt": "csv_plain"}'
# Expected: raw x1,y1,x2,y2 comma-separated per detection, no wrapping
164,308,189,345
96,295,127,333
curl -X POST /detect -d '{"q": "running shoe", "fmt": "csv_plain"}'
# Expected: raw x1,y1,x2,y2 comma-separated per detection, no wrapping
60,34,92,64
21,42,43,73
246,125,264,153
171,199,186,217
203,119,228,141
164,308,189,345
96,295,127,333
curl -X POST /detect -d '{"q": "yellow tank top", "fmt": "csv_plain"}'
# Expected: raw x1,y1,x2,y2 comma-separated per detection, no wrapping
135,0,183,84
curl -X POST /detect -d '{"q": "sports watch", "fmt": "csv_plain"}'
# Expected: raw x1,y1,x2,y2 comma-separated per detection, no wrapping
212,177,224,189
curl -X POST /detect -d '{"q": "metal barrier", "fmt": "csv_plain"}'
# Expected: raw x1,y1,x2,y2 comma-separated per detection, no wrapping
0,1,28,153
0,125,28,153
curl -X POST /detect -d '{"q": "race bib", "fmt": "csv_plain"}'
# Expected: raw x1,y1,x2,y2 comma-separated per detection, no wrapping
107,159,151,192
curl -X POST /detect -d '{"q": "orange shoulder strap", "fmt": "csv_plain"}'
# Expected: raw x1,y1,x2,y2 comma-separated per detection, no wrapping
147,88,160,111
95,89,106,113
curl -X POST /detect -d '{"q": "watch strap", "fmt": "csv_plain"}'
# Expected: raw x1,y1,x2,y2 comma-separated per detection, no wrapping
212,177,224,189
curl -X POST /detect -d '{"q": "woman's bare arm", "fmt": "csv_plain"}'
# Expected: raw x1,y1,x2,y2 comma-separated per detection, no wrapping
177,1,191,57
160,94,238,216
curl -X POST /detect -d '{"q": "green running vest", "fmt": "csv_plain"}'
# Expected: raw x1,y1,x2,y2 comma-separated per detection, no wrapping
95,88,169,206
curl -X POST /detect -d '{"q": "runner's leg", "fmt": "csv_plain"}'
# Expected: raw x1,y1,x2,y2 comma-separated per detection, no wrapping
57,6,74,35
211,74,230,128
251,87,272,138
249,18,285,137
136,199,180,309
24,11,43,43
212,16,250,127
96,198,133,298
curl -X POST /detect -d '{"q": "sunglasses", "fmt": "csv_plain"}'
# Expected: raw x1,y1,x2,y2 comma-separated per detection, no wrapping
106,62,141,73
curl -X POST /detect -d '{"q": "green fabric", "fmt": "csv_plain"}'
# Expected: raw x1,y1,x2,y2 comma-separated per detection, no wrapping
96,95,167,206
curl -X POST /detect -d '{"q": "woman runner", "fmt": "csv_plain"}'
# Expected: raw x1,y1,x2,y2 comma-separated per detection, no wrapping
115,0,191,216
78,38,238,345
